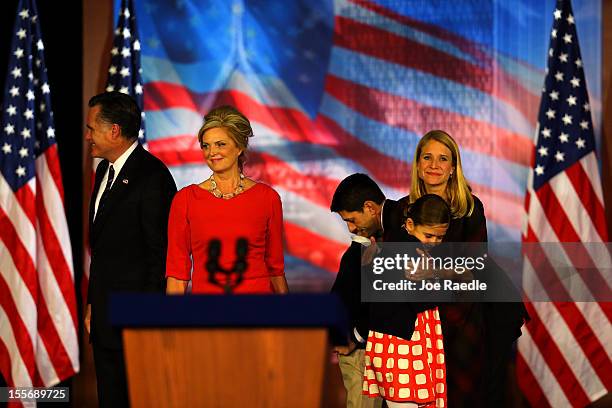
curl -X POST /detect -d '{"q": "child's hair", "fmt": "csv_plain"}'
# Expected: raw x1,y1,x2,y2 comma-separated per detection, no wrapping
401,194,451,226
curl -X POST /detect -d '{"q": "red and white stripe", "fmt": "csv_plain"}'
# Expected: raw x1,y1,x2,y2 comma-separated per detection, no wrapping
0,145,79,392
519,151,612,406
134,0,543,276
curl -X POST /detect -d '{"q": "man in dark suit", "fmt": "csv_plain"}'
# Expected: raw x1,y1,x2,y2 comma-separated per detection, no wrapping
329,173,404,408
84,92,177,407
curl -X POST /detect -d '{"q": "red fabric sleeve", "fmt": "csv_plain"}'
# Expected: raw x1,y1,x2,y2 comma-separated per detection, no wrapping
265,188,285,277
165,189,192,280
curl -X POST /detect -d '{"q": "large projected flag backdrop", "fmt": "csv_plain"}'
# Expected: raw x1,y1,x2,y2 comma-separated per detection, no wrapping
129,0,602,283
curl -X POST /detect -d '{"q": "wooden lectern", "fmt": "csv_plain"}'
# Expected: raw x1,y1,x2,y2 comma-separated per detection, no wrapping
110,294,348,408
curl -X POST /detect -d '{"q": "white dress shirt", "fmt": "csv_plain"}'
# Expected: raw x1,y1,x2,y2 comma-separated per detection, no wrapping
94,141,138,219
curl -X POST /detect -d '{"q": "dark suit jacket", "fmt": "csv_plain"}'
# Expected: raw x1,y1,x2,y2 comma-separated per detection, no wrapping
381,198,405,242
88,144,177,349
330,241,370,345
331,198,417,344
444,195,488,243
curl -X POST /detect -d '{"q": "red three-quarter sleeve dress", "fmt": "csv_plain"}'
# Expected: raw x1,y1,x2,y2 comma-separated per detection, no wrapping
165,183,285,293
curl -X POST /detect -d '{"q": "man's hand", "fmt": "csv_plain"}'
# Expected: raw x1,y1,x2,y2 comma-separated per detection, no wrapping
84,304,91,335
333,340,358,356
361,237,379,266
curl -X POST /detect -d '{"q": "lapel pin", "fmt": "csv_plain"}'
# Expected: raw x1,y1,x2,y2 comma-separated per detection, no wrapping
122,179,129,185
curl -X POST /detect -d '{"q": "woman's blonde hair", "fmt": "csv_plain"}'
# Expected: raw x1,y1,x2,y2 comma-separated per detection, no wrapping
409,130,474,218
197,105,253,170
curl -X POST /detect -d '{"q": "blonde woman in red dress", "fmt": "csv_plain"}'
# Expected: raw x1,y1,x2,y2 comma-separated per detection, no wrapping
165,106,289,294
363,194,449,407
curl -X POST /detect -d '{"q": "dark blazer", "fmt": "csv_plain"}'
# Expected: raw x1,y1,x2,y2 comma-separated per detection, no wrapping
331,241,370,344
444,195,488,243
330,198,408,344
439,194,528,342
88,144,177,349
381,198,406,242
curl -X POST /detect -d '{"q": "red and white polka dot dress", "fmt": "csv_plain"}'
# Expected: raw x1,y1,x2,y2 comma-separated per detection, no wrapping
362,308,447,407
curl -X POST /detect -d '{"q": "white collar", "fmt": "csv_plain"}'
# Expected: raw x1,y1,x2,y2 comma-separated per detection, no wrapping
109,140,138,176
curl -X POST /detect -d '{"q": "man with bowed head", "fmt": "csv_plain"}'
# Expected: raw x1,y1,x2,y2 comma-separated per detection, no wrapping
84,91,177,407
329,173,405,408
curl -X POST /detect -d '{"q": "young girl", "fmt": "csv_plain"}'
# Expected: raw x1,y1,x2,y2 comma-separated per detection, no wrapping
363,194,449,408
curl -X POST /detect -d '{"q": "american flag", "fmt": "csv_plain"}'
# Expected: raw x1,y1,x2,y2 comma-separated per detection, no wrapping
105,0,146,141
135,0,565,285
518,0,611,406
0,0,79,393
83,0,145,301
91,0,605,401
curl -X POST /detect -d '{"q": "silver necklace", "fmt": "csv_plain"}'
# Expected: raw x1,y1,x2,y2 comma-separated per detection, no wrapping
209,173,245,199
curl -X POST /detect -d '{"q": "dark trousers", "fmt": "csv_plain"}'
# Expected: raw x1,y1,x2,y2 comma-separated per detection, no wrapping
92,344,130,408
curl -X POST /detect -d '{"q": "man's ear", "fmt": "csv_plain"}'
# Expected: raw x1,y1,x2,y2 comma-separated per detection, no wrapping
363,200,377,215
110,124,121,140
